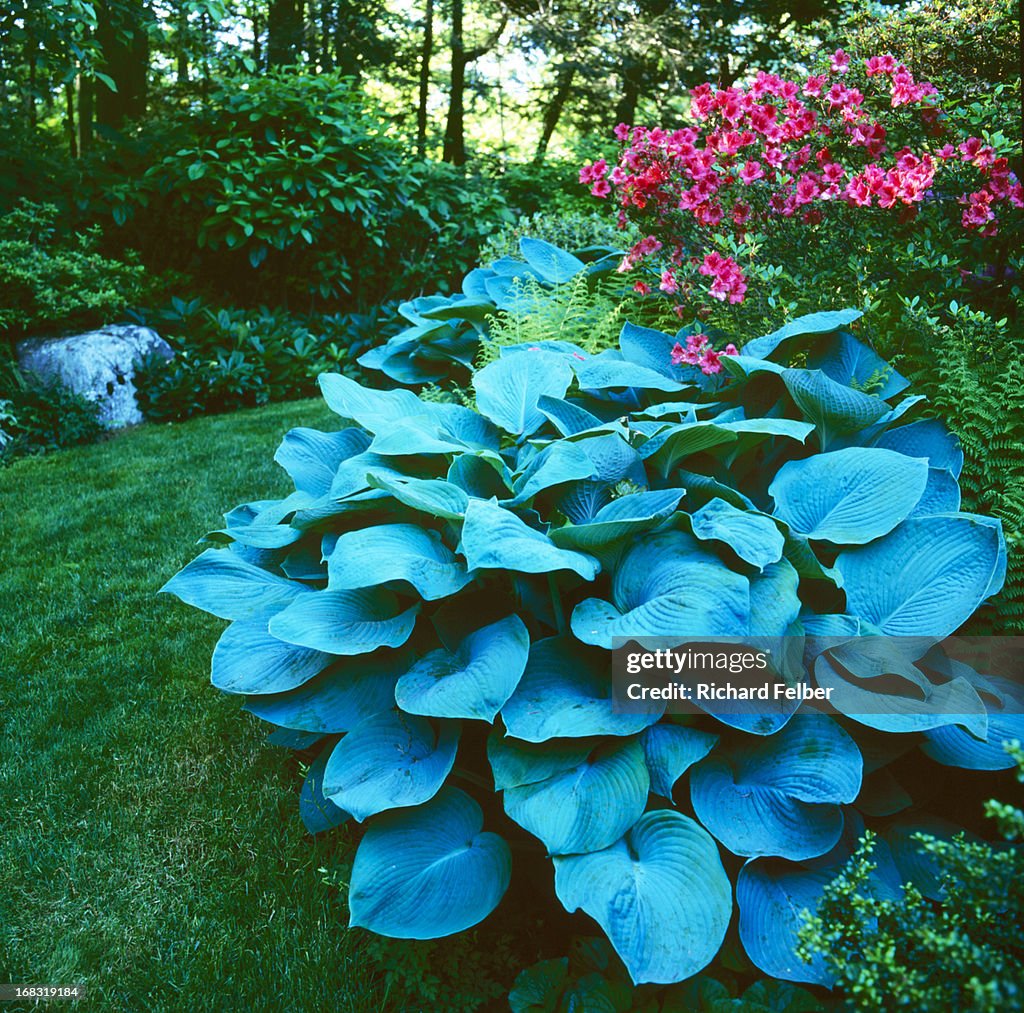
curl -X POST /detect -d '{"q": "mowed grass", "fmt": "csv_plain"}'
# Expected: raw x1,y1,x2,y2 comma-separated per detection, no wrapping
0,402,392,1012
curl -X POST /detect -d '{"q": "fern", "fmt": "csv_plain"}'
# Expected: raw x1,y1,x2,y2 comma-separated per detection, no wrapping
905,302,1024,633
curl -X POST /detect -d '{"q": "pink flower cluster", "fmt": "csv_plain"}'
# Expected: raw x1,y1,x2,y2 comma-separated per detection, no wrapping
670,333,739,375
580,49,1022,307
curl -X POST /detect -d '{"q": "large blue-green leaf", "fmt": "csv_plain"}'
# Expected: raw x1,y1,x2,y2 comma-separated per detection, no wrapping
300,745,350,834
553,811,732,984
835,515,1004,636
550,490,683,560
909,467,961,518
806,330,908,399
268,588,419,654
737,820,901,985
875,419,963,477
348,786,510,938
690,716,862,859
507,440,596,505
501,636,660,741
367,474,470,520
323,710,458,821
395,616,530,721
618,321,684,377
689,499,785,570
160,547,310,620
473,352,574,436
574,353,689,392
921,683,1024,770
742,310,863,360
368,404,500,457
242,653,403,732
319,373,427,432
782,369,890,447
460,499,599,579
814,640,988,734
769,447,928,544
642,724,718,798
571,531,749,648
447,454,511,499
504,739,649,855
749,558,802,637
520,237,586,284
211,619,331,694
274,427,371,497
537,395,603,437
325,523,471,600
487,731,599,790
642,419,814,477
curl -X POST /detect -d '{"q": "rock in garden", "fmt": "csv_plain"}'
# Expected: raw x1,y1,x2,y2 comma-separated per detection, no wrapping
16,325,173,429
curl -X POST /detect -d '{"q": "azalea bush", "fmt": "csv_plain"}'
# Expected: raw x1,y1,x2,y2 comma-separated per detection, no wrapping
162,304,1019,992
580,48,1022,331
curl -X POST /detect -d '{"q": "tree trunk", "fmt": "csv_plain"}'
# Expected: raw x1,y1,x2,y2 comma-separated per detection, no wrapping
417,0,434,156
614,62,641,129
176,4,190,84
534,63,575,163
268,0,302,66
77,73,93,154
95,0,150,128
319,0,333,70
443,0,467,164
64,82,78,158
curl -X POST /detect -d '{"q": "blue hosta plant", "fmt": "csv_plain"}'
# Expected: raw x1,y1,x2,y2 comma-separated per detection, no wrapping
357,237,622,384
163,307,1017,988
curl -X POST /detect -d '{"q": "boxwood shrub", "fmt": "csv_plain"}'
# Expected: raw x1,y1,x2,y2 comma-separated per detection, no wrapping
163,305,1018,989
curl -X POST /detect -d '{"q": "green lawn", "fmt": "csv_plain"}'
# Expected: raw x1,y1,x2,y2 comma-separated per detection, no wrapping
0,402,395,1011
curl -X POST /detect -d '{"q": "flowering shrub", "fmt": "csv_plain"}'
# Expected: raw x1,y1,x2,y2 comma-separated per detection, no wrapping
580,51,1022,312
163,308,1016,989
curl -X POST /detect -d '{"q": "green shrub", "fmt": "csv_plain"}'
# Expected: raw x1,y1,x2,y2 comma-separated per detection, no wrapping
132,299,389,422
0,200,149,341
0,358,103,462
163,305,1012,990
479,210,640,264
798,743,1024,1012
105,73,515,311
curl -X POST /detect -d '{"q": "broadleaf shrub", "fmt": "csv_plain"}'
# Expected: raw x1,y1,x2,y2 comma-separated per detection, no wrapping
164,302,1016,987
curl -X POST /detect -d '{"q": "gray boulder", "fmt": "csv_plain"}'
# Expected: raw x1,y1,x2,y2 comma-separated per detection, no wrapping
16,324,173,428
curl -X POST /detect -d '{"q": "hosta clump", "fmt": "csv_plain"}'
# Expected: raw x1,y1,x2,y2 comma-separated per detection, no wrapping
163,307,1017,987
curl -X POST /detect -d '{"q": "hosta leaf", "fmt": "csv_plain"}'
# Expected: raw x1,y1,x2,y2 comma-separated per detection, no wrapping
690,715,862,859
550,490,683,557
618,321,685,377
806,329,909,400
242,652,404,732
367,474,470,519
487,731,598,790
161,547,310,621
319,372,426,432
211,619,331,694
507,440,596,505
553,811,732,984
835,515,1003,636
642,724,718,798
520,237,586,284
326,523,471,600
299,745,349,834
769,447,928,544
348,786,510,938
737,821,900,985
781,369,889,447
268,588,420,654
274,427,371,497
460,499,599,579
501,635,660,741
908,467,961,517
503,739,649,855
395,615,530,721
875,418,963,477
742,309,863,360
473,351,573,436
508,958,570,1013
749,558,802,637
571,531,749,649
323,710,458,821
689,499,785,570
574,353,689,392
537,395,603,437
